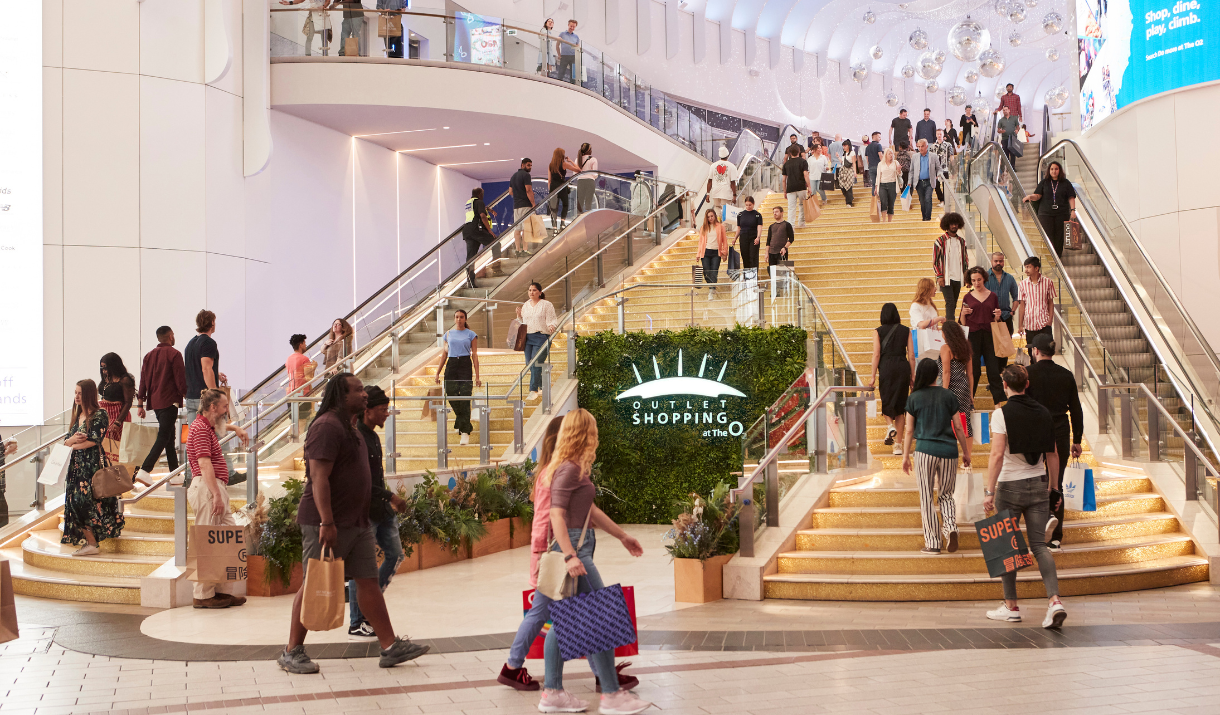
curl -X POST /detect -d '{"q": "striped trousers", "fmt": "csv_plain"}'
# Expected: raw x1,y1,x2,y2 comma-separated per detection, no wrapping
914,452,958,550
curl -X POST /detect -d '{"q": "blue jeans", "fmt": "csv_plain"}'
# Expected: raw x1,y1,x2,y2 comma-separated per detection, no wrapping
543,529,619,694
347,517,404,627
508,580,551,669
524,332,549,393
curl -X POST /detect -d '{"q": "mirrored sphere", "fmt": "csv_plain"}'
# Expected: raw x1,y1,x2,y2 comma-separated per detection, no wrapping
973,97,991,114
1045,84,1069,109
965,69,980,83
978,48,1005,77
901,63,917,78
1043,12,1063,33
863,10,877,24
870,45,884,60
917,52,944,80
1024,0,1038,7
1045,46,1059,61
1009,5,1026,22
995,0,1009,16
851,63,868,82
909,28,929,50
885,91,900,107
948,18,986,61
933,49,947,64
948,85,968,105
1008,31,1022,47
925,80,940,94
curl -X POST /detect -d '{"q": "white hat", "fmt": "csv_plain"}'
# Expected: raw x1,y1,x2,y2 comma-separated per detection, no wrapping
718,145,729,159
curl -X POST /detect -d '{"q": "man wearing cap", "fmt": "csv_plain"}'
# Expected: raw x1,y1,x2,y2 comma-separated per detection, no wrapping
1026,334,1083,552
347,385,410,640
706,146,739,210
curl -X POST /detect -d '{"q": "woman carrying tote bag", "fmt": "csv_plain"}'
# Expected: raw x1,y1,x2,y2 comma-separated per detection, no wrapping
61,379,125,557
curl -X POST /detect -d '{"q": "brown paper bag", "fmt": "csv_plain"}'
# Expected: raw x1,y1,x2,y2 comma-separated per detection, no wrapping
0,560,17,644
991,322,1018,358
344,36,360,57
300,548,345,631
803,194,821,222
870,191,881,223
422,386,441,421
188,525,248,583
524,214,547,243
377,13,402,37
118,422,158,465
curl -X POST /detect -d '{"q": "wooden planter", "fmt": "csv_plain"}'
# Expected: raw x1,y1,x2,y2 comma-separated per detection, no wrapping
246,555,303,597
471,519,512,558
673,554,733,603
419,537,468,569
509,517,532,549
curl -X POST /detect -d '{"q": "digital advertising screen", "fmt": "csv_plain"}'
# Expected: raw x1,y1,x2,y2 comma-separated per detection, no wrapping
454,12,503,67
1079,0,1220,131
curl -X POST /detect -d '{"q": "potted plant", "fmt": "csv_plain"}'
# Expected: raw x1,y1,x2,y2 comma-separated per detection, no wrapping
401,473,486,568
664,483,740,603
245,478,306,597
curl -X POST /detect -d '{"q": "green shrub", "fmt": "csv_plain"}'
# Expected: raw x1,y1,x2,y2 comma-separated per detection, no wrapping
253,477,305,588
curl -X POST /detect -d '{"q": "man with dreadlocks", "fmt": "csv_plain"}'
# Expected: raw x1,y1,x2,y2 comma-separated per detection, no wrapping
279,374,429,674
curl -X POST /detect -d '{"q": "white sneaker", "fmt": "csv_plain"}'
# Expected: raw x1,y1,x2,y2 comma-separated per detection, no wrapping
1047,540,1062,553
527,391,540,402
459,434,470,446
892,444,903,455
986,603,1021,622
1043,600,1067,629
538,689,588,713
72,544,100,557
599,689,653,715
1044,516,1059,541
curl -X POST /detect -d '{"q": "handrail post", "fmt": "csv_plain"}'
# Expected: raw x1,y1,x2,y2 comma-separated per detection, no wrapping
765,461,779,527
617,296,627,335
513,399,524,454
435,300,447,347
385,401,399,476
1074,340,1085,390
564,275,572,313
1120,391,1134,459
31,448,46,510
739,498,755,558
757,282,765,327
390,330,401,374
542,364,553,415
435,398,450,469
566,331,576,379
596,251,604,287
689,287,695,327
479,394,491,464
845,398,859,469
484,302,496,351
172,483,188,568
814,402,828,473
289,401,300,443
1098,379,1110,433
1185,430,1199,500
1146,392,1161,462
177,407,187,473
247,402,260,505
857,394,871,466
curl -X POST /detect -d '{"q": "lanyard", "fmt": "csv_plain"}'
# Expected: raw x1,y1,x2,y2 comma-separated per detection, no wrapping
1050,180,1060,210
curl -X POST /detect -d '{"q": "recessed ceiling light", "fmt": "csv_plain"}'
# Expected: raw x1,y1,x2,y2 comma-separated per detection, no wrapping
484,143,490,146
443,126,450,129
398,144,478,152
353,127,439,138
439,158,518,167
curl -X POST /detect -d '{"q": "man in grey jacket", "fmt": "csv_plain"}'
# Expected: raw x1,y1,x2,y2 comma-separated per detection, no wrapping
907,139,943,222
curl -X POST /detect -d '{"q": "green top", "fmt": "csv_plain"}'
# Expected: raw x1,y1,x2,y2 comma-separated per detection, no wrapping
905,387,961,459
998,115,1021,140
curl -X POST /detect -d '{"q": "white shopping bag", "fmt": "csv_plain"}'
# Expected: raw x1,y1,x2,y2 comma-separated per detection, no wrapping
720,203,740,229
1062,461,1090,511
38,444,73,486
912,328,947,361
954,466,986,523
971,411,991,444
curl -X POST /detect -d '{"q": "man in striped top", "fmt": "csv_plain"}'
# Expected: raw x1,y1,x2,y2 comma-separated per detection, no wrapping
1015,256,1057,357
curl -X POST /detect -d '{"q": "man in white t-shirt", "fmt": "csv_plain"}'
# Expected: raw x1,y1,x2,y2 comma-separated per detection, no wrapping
706,146,738,209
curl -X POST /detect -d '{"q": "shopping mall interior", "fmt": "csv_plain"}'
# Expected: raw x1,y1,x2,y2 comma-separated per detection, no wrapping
1,0,1219,713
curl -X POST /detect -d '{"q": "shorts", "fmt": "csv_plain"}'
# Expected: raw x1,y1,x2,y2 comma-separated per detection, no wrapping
301,524,378,581
514,206,533,226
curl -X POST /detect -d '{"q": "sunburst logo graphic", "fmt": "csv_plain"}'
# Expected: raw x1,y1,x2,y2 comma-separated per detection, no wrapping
616,350,746,400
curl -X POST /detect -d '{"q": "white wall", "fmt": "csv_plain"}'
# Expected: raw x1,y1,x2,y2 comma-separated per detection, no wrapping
1077,83,1220,354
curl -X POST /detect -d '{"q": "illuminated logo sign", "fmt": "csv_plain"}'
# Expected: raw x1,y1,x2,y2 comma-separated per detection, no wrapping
617,350,746,437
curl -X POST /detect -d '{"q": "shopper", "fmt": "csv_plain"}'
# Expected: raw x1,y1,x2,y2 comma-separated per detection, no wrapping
1026,334,1083,551
908,139,942,221
136,326,186,482
766,205,794,267
517,282,558,402
0,440,15,527
838,140,857,206
890,108,913,149
575,143,598,214
931,129,956,206
432,309,481,445
997,83,1023,122
557,19,579,83
511,158,537,256
915,108,937,146
807,144,829,204
876,147,900,221
322,318,354,372
1022,160,1078,255
735,197,763,273
347,386,410,638
865,131,883,189
376,0,405,57
902,359,971,554
61,380,124,557
537,18,556,76
1015,256,1057,356
279,374,428,675
463,187,502,279
985,252,1019,370
910,278,945,330
939,319,975,450
187,388,249,609
279,0,330,56
828,134,844,173
896,142,913,195
943,118,959,147
960,105,979,149
932,213,969,320
537,409,651,715
98,352,136,469
706,146,738,209
336,0,365,56
997,105,1021,165
983,365,1067,629
781,144,809,228
959,266,1006,405
285,333,316,421
868,304,916,455
696,208,728,299
184,310,223,426
548,148,579,229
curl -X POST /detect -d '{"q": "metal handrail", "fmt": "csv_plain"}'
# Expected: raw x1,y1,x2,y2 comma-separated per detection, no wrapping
793,281,856,376
1098,381,1216,473
0,431,70,478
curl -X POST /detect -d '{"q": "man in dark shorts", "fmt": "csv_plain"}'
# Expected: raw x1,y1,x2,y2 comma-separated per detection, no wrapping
279,374,428,674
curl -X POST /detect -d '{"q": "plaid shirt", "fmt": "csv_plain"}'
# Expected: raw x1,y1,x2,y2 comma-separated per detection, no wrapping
999,92,1023,120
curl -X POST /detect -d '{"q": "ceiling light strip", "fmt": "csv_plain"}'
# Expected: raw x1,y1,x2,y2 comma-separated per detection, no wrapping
439,158,517,167
397,144,479,152
353,127,442,138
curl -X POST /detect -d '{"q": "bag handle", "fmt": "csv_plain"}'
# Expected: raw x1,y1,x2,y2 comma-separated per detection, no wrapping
546,504,594,553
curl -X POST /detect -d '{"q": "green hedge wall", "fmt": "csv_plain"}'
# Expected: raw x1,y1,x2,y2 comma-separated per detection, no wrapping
576,325,807,524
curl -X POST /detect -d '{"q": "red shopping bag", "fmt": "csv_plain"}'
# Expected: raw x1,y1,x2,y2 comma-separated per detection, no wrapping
523,586,638,659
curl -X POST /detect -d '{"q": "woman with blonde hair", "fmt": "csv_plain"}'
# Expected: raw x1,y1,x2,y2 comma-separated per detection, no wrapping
537,408,651,715
696,207,729,300
322,317,353,371
876,147,900,221
910,277,946,330
547,147,580,229
61,379,124,556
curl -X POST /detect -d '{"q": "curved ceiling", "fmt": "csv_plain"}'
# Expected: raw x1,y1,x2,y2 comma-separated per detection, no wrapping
686,0,1073,110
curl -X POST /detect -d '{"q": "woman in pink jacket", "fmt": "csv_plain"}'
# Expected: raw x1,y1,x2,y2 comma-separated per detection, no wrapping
696,208,729,300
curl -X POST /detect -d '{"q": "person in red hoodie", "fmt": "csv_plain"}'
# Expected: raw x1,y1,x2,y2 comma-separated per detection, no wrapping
134,326,187,485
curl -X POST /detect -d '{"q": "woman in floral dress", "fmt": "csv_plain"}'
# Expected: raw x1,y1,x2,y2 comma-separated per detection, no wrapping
61,379,125,557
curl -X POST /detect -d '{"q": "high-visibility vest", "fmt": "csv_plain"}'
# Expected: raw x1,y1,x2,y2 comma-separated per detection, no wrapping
465,198,477,224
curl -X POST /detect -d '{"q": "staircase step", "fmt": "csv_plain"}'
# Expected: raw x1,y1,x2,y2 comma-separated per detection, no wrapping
2,546,142,605
21,530,165,578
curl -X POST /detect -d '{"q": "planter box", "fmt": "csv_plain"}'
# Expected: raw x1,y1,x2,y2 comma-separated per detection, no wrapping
247,555,303,597
395,548,421,574
509,517,532,549
472,519,512,558
419,537,468,569
673,554,733,603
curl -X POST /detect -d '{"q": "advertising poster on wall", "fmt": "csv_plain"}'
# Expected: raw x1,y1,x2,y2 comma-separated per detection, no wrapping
454,12,503,66
1079,0,1219,131
0,0,44,426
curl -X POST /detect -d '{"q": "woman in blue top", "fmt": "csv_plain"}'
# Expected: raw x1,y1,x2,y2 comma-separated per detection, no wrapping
434,310,481,446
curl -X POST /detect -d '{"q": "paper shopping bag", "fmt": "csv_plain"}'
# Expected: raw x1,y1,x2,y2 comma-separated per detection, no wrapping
870,190,881,222
975,510,1035,578
0,560,18,644
544,584,638,661
523,585,639,659
38,444,73,486
422,387,441,422
970,411,991,444
118,421,158,465
343,36,360,57
1062,461,1096,512
954,467,987,523
912,327,947,361
991,322,1017,358
188,525,248,583
803,194,821,221
300,548,345,631
525,214,547,243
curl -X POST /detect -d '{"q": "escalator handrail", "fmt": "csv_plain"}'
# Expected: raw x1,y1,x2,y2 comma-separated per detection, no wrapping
241,170,668,403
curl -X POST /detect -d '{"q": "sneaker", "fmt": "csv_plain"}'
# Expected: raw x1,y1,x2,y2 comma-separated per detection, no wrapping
892,444,903,455
459,433,470,446
527,391,541,402
379,637,429,668
498,664,541,691
595,662,639,693
193,594,233,609
883,427,896,445
1043,600,1067,629
1045,515,1059,541
348,620,377,640
1048,540,1063,553
278,644,320,674
946,531,959,553
71,544,100,557
599,690,653,715
986,603,1022,622
538,689,588,713
920,547,941,554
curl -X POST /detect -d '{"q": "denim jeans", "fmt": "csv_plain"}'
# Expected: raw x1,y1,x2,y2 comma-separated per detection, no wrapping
348,517,404,627
995,475,1060,601
508,581,551,669
524,332,549,393
916,178,934,220
701,249,721,285
543,528,620,694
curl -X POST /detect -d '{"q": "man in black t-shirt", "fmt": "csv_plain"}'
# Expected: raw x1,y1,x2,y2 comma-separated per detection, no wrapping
184,309,222,426
735,196,764,272
890,109,913,150
766,205,794,266
865,131,883,189
781,145,810,228
509,158,536,256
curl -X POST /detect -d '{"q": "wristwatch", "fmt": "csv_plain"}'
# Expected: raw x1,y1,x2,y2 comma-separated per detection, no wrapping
983,489,995,497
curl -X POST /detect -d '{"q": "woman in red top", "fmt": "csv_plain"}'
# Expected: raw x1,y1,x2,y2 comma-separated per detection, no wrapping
959,266,1006,404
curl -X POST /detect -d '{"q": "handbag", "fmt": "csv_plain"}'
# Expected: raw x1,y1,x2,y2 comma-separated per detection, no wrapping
545,584,638,661
510,319,528,352
92,437,134,499
1064,218,1084,250
534,510,592,602
870,190,881,223
0,560,17,644
990,321,1017,358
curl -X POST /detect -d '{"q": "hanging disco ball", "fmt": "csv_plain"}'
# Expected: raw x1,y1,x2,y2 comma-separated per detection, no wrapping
901,63,917,78
1043,11,1064,34
974,97,991,114
979,48,1005,77
1008,31,1023,47
851,63,869,82
1045,46,1059,61
1045,84,1069,109
996,85,1007,99
948,18,986,61
925,80,940,94
870,45,884,60
948,85,968,106
933,48,947,64
863,10,877,24
1024,0,1038,6
885,91,900,107
909,28,930,50
995,0,1010,16
1009,4,1027,22
917,51,944,80
965,68,980,83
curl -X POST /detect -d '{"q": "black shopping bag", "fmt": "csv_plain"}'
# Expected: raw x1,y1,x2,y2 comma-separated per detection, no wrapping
975,510,1035,578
